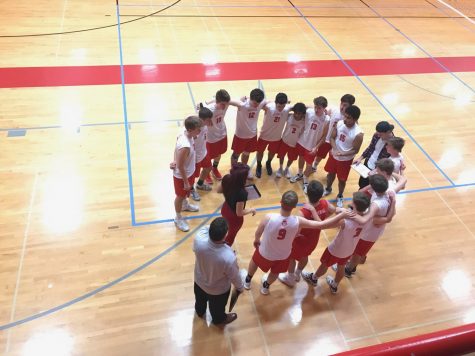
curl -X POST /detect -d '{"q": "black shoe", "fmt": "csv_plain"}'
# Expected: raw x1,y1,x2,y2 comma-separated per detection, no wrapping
256,164,262,178
266,161,273,176
344,266,354,278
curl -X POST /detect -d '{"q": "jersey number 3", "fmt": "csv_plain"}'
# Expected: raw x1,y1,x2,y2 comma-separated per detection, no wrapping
277,228,287,240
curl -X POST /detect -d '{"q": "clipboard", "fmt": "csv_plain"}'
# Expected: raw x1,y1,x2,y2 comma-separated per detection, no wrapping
351,163,371,179
245,184,262,200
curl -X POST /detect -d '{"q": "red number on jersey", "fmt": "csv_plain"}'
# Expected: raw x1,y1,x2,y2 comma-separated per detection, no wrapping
311,123,318,130
216,116,222,124
249,112,256,119
353,227,362,238
339,134,346,142
273,116,280,122
291,127,297,134
277,228,287,240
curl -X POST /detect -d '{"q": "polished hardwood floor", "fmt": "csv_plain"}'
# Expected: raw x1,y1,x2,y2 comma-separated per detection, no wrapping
1,0,475,355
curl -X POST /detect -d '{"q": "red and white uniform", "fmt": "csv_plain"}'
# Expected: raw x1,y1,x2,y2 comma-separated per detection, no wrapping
259,214,300,261
195,126,208,164
281,115,305,147
235,99,266,139
205,102,228,143
259,103,291,142
361,192,391,243
332,120,363,161
296,108,329,151
328,218,370,258
390,154,404,175
325,108,343,143
173,130,196,179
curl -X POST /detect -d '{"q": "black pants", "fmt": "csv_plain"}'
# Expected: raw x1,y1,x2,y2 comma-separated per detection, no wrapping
358,159,371,189
194,282,230,324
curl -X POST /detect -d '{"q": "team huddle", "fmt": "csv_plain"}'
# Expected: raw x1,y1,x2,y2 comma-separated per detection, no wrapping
172,89,407,325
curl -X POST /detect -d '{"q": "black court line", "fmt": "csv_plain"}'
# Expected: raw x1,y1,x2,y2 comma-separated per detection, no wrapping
118,14,473,19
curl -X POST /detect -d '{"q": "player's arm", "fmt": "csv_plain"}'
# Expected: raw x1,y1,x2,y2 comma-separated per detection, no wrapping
302,203,322,221
253,214,271,248
298,209,353,230
236,202,257,217
326,202,336,216
373,196,396,225
229,99,245,108
351,202,378,225
176,147,191,190
391,173,407,193
330,125,338,150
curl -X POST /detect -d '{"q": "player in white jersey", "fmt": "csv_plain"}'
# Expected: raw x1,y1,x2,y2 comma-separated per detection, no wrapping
243,190,351,295
345,174,396,277
255,93,291,178
290,96,329,193
230,88,266,178
202,89,231,184
276,103,306,179
313,94,356,171
324,105,364,208
302,192,371,294
387,137,406,176
367,158,407,194
172,116,202,232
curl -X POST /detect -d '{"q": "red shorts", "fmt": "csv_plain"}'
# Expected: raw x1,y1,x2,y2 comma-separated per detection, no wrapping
277,141,298,161
316,142,332,159
324,154,353,181
296,143,317,165
354,239,375,256
173,175,194,198
320,248,350,266
290,233,320,260
194,154,212,177
252,249,290,274
231,135,258,154
256,137,281,154
206,137,227,158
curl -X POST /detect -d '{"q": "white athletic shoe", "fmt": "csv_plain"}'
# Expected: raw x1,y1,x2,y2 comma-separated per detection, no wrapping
275,168,283,178
174,217,189,232
182,200,199,212
285,168,292,179
241,269,251,290
290,173,303,183
260,275,270,295
190,189,201,201
326,275,338,294
278,273,296,287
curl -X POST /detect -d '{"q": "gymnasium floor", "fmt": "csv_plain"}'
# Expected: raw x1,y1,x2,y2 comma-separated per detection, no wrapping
0,0,474,355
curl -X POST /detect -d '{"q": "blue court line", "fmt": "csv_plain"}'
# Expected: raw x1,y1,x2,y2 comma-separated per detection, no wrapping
0,206,218,331
363,2,475,95
133,182,475,226
289,1,456,187
116,1,137,225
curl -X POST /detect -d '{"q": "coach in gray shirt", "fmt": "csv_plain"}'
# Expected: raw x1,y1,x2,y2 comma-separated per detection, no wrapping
193,217,244,325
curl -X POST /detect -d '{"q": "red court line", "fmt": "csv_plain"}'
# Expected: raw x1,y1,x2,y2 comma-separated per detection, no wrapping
1,56,475,88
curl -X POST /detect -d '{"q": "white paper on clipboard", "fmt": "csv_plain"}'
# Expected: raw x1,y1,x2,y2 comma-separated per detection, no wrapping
245,184,262,200
351,163,371,179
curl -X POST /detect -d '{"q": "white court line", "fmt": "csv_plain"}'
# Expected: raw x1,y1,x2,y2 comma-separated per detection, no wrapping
436,0,475,25
5,173,39,354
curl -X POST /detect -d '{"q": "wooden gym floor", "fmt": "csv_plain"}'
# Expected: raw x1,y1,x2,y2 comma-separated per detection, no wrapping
0,0,474,355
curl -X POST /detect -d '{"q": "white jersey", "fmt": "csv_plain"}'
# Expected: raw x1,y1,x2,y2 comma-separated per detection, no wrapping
173,130,196,179
281,115,305,147
259,214,300,261
296,108,329,150
361,192,392,243
390,154,404,174
325,107,343,143
328,218,370,258
235,99,266,139
259,103,291,141
332,120,363,161
195,126,208,163
205,102,228,143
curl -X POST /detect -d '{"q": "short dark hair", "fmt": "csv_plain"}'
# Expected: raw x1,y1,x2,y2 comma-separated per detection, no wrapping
388,137,405,152
341,94,356,105
198,105,213,120
376,158,395,175
353,192,371,213
345,105,361,120
291,102,307,114
209,217,228,242
281,190,298,211
369,174,388,194
375,121,394,133
250,88,265,103
313,96,328,108
307,180,324,204
215,89,230,103
275,92,288,105
184,116,201,130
